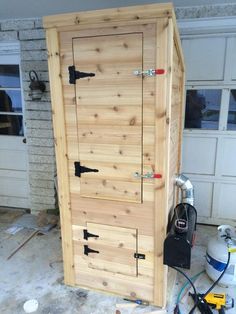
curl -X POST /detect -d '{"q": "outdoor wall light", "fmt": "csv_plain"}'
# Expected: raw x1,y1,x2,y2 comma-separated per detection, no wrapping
29,70,46,101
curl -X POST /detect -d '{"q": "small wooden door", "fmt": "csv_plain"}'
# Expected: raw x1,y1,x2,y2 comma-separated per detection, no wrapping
82,223,137,276
73,33,143,203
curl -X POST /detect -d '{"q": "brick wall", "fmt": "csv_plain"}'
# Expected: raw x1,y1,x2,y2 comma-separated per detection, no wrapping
175,3,236,19
0,18,57,213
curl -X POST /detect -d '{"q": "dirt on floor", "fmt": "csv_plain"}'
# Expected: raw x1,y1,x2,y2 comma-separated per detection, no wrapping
1,207,235,314
0,207,25,223
0,208,160,314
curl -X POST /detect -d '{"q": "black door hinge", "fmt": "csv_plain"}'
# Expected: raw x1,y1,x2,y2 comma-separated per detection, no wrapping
84,245,99,256
83,229,99,240
74,161,99,177
68,65,95,84
134,253,146,260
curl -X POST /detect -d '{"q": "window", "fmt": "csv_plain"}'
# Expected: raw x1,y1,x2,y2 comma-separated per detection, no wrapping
227,90,236,130
185,89,221,130
0,64,24,136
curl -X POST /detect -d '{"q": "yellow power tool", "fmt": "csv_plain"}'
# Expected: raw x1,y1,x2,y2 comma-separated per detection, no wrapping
205,293,234,312
190,292,234,314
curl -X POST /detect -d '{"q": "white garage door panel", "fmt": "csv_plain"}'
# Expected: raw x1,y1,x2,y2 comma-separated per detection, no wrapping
182,136,217,175
0,195,29,208
0,150,27,171
229,37,236,81
218,183,236,220
0,177,28,198
0,169,27,179
221,138,236,177
191,180,213,217
182,37,226,81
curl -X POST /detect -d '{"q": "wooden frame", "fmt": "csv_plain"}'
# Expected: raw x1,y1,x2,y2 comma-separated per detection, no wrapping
44,3,184,307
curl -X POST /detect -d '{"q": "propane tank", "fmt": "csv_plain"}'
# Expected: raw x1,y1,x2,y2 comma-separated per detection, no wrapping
206,225,236,287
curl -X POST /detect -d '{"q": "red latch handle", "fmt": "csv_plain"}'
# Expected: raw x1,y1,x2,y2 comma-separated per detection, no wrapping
154,69,165,75
153,173,162,179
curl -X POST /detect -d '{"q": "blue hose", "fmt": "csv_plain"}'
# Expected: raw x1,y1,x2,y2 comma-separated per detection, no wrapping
175,270,205,314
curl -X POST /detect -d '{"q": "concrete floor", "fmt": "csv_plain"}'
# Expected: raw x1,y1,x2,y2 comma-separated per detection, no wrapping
0,207,235,314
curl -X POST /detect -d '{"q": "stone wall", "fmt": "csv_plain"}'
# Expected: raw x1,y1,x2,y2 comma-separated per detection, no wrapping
176,3,236,19
0,18,57,213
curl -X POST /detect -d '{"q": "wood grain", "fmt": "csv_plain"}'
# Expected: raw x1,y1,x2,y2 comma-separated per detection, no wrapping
44,3,184,307
45,28,75,285
73,32,143,202
43,3,173,28
153,18,173,306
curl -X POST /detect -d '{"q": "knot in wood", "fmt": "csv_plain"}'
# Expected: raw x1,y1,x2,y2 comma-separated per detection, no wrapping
75,17,80,24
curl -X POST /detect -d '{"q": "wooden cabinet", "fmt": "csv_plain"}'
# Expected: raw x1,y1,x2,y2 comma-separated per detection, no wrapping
43,3,184,307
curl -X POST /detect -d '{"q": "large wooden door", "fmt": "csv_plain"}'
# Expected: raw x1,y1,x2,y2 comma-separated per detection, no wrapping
57,22,156,302
73,33,143,203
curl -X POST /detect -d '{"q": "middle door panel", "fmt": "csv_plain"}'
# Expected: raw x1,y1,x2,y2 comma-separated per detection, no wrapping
73,33,143,203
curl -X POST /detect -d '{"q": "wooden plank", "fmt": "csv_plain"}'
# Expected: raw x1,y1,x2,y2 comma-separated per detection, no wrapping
71,195,154,236
153,18,173,307
168,39,185,207
68,161,140,181
76,105,142,126
77,126,143,145
64,101,155,127
43,3,173,28
7,230,39,260
74,243,137,276
79,178,142,203
45,28,75,285
78,143,141,163
73,32,143,203
76,90,143,106
170,8,185,72
69,178,154,203
177,42,186,178
166,267,177,314
74,269,154,301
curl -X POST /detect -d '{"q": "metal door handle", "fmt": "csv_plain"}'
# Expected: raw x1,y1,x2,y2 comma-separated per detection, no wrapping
133,69,165,77
22,138,27,144
134,172,162,179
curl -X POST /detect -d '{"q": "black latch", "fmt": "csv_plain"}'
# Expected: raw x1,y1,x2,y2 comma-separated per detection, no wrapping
83,229,99,240
68,65,95,84
74,161,99,177
134,253,146,259
84,245,99,256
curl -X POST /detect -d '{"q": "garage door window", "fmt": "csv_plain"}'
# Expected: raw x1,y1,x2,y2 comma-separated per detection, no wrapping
185,89,221,130
227,90,236,130
0,64,24,136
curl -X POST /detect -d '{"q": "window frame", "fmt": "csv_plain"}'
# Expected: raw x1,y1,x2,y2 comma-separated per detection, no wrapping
184,85,236,133
0,42,25,137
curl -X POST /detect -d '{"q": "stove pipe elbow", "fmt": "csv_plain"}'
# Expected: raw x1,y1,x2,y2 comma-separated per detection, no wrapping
175,174,194,206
